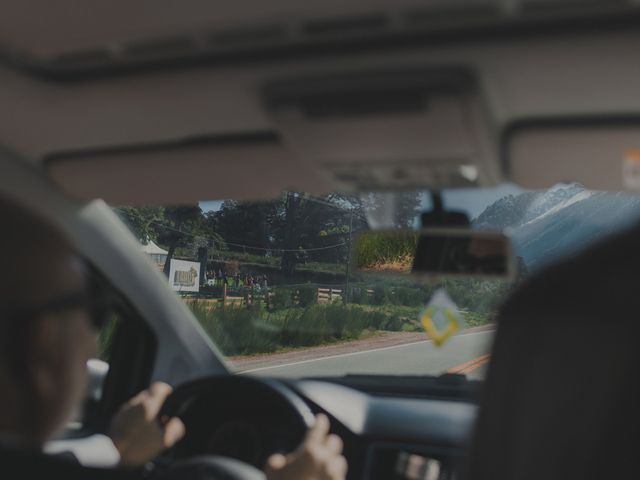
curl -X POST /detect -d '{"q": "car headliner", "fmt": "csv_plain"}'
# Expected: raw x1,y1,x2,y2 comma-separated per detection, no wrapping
0,1,639,203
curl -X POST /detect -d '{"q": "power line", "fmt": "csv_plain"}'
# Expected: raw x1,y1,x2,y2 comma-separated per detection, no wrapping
223,240,347,253
301,194,369,222
151,221,347,253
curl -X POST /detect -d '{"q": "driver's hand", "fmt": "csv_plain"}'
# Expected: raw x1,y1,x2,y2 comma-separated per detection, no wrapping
264,414,347,480
107,382,186,467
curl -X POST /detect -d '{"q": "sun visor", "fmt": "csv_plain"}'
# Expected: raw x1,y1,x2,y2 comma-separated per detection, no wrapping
506,118,640,191
263,67,499,191
46,133,333,205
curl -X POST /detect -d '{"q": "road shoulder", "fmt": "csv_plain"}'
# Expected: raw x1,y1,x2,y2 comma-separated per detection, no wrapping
228,324,495,372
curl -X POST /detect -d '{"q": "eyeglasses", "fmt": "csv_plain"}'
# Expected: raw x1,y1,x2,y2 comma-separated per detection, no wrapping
7,285,111,332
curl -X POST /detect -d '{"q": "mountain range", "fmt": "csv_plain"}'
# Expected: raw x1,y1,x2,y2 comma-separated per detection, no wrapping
473,183,640,269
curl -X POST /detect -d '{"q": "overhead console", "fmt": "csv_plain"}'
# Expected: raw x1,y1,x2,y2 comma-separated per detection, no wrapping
264,67,500,192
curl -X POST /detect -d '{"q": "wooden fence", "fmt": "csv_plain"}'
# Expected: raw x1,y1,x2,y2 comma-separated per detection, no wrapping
186,284,344,307
317,287,342,304
185,285,379,308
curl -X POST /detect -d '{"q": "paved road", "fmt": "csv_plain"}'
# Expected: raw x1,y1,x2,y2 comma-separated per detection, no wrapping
240,330,494,380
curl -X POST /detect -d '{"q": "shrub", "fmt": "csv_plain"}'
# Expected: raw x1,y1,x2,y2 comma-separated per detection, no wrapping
191,301,281,355
297,285,318,307
462,310,493,328
349,286,369,305
372,285,390,305
271,288,294,310
187,299,427,356
388,287,424,307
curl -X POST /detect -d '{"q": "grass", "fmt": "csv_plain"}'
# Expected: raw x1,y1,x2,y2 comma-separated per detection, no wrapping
97,315,119,361
186,300,494,356
354,231,418,272
462,310,494,328
181,265,507,357
297,261,346,275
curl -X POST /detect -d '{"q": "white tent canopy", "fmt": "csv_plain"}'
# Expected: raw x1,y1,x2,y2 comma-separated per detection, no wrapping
141,240,168,255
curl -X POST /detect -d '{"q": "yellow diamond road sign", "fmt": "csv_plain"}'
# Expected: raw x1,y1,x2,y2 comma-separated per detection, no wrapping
420,289,464,347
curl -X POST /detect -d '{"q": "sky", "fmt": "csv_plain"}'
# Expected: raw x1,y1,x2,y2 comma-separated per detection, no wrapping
199,183,526,220
442,183,524,219
200,199,223,212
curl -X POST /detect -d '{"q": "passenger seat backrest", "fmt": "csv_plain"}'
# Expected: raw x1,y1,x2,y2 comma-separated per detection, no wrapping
466,223,640,480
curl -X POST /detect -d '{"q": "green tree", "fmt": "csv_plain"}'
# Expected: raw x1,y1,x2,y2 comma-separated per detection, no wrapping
208,200,276,253
113,206,164,244
204,192,369,276
157,205,204,276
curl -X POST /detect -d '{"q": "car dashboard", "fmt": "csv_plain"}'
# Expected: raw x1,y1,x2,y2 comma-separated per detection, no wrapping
291,380,475,480
166,375,476,480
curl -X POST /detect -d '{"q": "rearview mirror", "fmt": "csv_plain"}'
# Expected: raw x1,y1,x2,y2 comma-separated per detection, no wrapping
353,228,514,280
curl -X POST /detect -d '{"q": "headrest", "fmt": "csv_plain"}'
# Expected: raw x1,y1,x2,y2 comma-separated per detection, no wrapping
466,221,640,479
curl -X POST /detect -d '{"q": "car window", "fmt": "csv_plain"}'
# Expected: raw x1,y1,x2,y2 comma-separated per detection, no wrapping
97,314,119,362
113,184,640,379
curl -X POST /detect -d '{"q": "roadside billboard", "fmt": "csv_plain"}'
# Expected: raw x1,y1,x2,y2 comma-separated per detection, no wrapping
168,259,200,292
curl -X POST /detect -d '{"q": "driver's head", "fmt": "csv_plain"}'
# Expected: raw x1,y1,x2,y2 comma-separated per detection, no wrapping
0,196,97,447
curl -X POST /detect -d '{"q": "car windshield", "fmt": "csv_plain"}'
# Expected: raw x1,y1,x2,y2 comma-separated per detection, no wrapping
114,183,640,379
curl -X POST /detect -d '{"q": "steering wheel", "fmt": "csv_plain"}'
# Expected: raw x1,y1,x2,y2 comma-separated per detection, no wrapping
158,375,315,469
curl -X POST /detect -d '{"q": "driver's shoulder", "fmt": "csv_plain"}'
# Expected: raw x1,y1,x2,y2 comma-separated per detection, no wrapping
0,444,140,480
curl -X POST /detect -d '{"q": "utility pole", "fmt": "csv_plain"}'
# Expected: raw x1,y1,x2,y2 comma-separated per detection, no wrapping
298,195,362,303
344,209,354,304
